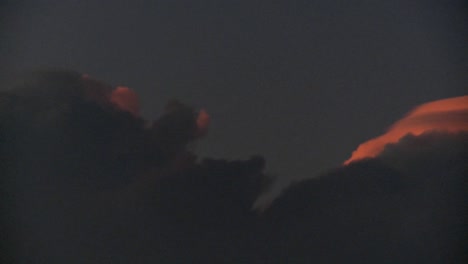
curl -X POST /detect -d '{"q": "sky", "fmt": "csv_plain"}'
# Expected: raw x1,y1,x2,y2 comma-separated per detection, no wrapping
1,0,467,180
1,2,468,260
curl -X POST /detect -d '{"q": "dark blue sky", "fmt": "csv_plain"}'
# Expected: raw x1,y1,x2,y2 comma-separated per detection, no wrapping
2,0,467,180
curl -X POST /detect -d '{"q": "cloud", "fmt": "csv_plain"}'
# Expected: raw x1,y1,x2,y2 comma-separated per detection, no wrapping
110,86,140,116
263,131,467,263
0,71,270,263
344,95,468,164
1,71,466,263
196,109,210,137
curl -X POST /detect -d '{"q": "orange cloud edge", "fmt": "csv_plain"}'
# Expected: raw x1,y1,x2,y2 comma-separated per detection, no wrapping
344,95,468,165
82,74,211,136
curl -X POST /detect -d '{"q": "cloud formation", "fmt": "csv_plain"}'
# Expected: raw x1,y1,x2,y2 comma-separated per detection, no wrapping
344,95,468,164
1,71,271,263
110,86,140,116
1,71,466,263
263,131,467,263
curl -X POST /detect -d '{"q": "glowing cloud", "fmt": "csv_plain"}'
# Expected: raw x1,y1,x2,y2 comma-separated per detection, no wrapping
344,95,468,164
110,86,140,116
196,109,211,137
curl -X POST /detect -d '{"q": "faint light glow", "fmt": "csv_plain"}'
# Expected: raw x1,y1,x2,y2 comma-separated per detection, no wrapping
110,86,140,116
344,95,468,164
196,109,210,137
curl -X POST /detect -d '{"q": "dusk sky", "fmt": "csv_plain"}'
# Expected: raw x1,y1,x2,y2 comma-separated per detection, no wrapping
2,2,468,263
2,0,467,180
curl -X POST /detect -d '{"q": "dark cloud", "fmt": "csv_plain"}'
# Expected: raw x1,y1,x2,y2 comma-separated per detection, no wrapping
263,131,467,263
378,131,468,173
0,71,270,263
1,71,466,263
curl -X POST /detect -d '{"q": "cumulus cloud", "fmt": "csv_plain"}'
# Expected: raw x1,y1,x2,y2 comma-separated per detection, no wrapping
344,95,468,164
264,131,467,263
1,71,466,263
0,71,270,263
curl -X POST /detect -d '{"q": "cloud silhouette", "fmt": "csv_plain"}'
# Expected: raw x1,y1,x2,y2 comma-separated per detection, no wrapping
1,71,466,263
263,131,467,263
0,71,273,263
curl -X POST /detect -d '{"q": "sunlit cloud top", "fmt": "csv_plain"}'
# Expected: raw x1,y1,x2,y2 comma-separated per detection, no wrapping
344,95,468,164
